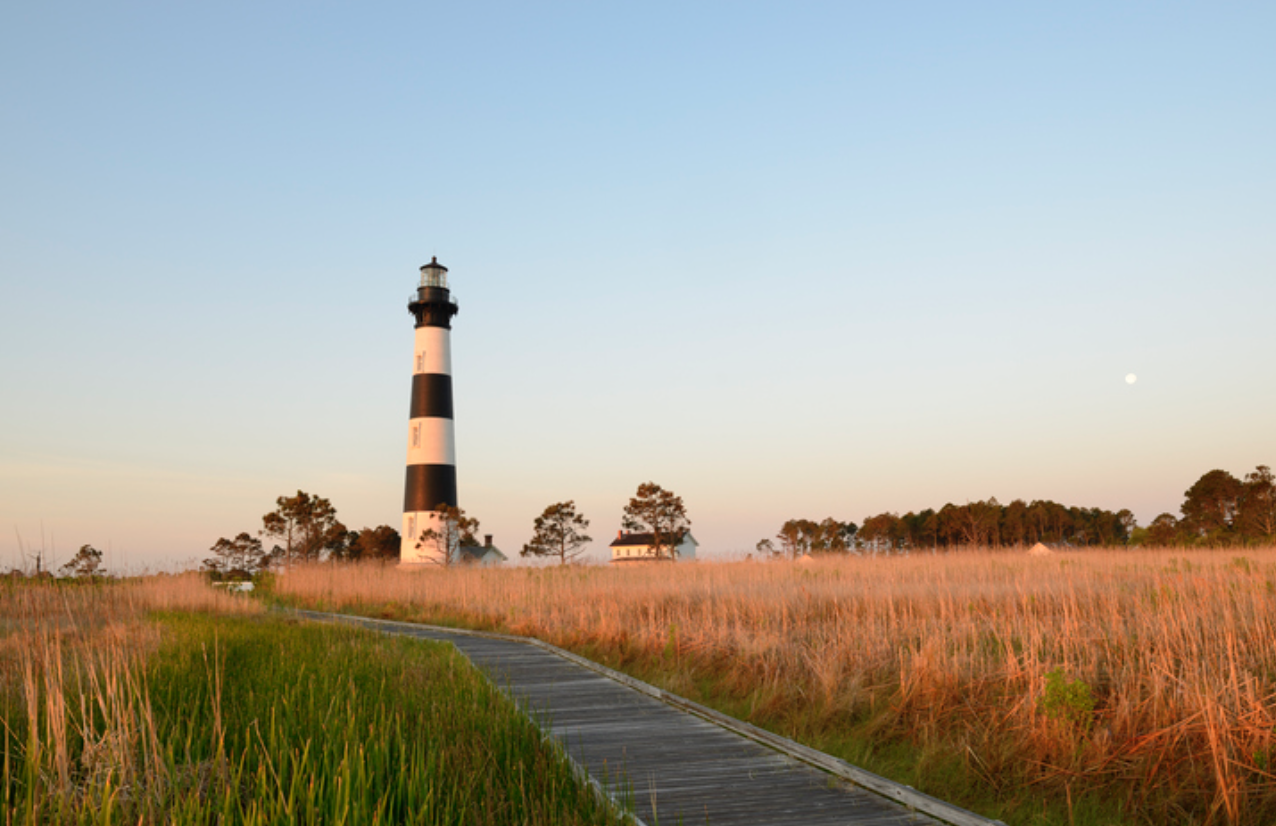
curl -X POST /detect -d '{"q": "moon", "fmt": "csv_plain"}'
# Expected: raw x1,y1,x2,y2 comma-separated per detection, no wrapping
1125,373,1137,385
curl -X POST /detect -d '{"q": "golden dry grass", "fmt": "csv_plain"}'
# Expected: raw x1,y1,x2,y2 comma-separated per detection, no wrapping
0,573,263,812
1,573,262,691
277,549,1276,824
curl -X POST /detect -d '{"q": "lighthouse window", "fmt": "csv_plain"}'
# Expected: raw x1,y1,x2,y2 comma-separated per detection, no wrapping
408,515,416,537
412,424,420,447
416,352,424,372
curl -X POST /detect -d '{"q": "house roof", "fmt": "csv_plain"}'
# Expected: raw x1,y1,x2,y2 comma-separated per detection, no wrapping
458,543,507,562
609,530,695,548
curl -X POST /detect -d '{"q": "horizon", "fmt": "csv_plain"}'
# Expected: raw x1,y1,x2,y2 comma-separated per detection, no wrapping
3,3,1274,571
7,460,1269,575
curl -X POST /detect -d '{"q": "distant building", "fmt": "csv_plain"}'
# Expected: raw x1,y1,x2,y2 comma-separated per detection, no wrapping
458,534,507,566
609,530,698,563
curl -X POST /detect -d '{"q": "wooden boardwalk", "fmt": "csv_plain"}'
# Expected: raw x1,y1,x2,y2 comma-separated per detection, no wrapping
300,612,1000,826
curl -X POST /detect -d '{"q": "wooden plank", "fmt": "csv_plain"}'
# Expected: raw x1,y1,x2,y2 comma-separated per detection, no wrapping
300,611,1004,826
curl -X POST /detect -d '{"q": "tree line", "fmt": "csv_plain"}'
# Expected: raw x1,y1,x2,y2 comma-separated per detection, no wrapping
1139,465,1274,547
203,491,402,579
19,464,1266,580
757,464,1274,555
201,480,692,573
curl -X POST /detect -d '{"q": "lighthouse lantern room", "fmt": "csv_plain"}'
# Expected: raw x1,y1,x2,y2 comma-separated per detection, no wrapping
401,256,460,564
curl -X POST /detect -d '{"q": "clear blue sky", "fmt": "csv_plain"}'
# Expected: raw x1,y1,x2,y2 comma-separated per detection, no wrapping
2,2,1273,570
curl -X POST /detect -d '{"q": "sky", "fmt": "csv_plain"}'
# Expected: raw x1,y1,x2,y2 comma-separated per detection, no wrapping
2,2,1273,570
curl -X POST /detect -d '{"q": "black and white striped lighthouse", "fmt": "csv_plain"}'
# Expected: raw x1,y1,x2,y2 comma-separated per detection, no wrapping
401,257,459,564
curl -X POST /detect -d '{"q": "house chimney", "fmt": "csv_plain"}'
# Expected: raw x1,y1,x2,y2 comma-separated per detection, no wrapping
617,530,623,540
484,534,492,548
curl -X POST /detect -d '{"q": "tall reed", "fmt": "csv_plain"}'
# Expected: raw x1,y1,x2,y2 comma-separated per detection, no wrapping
2,574,260,821
274,550,1276,824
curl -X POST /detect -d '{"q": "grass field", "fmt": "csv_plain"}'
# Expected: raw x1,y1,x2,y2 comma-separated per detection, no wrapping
273,549,1276,826
1,575,620,825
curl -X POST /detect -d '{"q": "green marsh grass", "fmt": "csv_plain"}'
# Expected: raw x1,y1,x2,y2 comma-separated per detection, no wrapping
2,577,621,825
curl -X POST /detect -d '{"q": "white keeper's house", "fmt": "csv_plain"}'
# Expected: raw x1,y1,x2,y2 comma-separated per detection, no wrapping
609,530,698,563
457,534,508,566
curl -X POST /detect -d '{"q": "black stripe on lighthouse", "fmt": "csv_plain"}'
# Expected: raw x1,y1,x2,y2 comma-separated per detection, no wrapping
409,374,453,419
404,464,458,512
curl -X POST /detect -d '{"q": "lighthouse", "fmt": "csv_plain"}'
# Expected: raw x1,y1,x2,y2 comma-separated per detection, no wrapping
401,257,460,564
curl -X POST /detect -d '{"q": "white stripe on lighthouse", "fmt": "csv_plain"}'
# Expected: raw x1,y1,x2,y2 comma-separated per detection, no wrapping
406,418,455,466
413,326,452,375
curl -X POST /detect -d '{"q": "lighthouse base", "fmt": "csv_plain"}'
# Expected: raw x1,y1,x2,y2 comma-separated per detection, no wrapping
400,510,455,565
